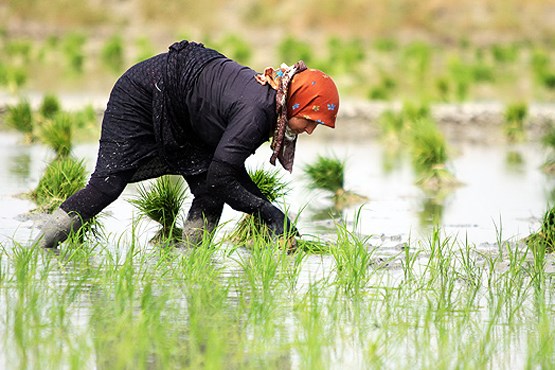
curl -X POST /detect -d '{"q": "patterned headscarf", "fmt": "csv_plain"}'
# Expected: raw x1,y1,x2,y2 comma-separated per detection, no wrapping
255,62,339,172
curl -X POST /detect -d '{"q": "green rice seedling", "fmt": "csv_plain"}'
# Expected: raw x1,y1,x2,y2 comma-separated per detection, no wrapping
38,93,61,120
134,36,155,63
5,99,34,143
304,155,367,210
129,175,187,243
408,117,460,190
30,157,87,212
402,41,432,83
490,43,519,64
1,65,27,93
38,112,73,158
101,34,125,74
229,168,289,246
377,109,406,172
447,56,472,101
368,73,397,101
525,206,555,254
531,49,549,80
373,38,398,52
295,237,333,254
326,36,365,75
216,34,252,65
377,109,405,142
539,124,555,174
61,33,86,73
277,35,313,65
330,211,374,296
503,101,527,142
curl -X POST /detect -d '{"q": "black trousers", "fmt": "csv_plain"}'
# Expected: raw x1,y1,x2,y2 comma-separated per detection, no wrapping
60,171,224,224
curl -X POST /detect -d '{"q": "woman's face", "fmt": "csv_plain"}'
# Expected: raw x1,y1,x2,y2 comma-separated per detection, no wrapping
287,117,319,135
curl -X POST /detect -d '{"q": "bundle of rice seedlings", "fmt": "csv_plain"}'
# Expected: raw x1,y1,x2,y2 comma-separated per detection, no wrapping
38,112,73,157
5,99,34,143
30,157,87,212
229,168,290,246
295,238,334,254
304,155,367,209
525,206,555,253
129,176,188,243
504,101,527,142
539,124,555,174
408,118,461,191
39,94,61,119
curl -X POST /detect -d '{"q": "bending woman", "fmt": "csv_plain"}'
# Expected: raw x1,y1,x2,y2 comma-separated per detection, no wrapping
34,40,340,248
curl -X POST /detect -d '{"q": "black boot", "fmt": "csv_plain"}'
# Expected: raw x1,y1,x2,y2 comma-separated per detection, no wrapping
181,196,224,247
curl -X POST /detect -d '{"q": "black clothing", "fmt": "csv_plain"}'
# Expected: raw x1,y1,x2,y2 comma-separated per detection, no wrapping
61,41,292,236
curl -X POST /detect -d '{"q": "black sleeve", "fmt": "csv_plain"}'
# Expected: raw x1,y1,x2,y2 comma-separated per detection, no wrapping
205,160,296,236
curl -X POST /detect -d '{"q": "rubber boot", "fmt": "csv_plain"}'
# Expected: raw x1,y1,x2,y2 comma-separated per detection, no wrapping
34,208,82,248
181,196,223,247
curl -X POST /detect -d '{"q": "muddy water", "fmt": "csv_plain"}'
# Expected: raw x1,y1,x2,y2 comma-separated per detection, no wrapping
0,119,549,249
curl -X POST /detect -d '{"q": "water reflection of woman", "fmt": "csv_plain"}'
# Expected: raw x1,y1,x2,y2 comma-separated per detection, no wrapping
34,40,340,250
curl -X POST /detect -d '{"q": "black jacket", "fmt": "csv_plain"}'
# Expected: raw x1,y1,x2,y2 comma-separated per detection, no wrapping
92,41,287,225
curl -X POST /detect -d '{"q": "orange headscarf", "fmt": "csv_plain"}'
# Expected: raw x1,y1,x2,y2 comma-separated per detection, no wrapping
255,62,340,172
287,69,339,128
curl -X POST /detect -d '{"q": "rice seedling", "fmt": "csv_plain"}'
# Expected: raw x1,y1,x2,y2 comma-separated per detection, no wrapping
326,36,365,75
0,212,553,369
5,99,34,143
37,112,73,158
29,157,87,212
407,117,460,191
129,175,188,243
368,73,397,101
539,123,555,174
214,34,252,65
38,93,61,119
525,206,555,253
277,35,314,65
229,168,290,247
101,34,125,74
330,211,374,296
304,154,367,210
0,65,27,92
134,36,156,63
503,101,528,142
61,33,86,73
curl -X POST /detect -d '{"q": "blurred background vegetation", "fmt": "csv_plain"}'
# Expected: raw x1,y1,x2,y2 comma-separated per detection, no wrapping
2,0,555,102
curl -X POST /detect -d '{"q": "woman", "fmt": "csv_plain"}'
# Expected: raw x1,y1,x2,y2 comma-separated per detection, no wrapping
35,40,340,248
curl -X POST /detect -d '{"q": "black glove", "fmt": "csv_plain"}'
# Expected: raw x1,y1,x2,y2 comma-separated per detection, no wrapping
258,202,299,237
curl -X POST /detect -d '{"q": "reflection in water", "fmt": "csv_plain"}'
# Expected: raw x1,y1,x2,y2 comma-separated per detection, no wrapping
419,195,445,227
381,145,404,174
505,150,524,171
9,153,31,179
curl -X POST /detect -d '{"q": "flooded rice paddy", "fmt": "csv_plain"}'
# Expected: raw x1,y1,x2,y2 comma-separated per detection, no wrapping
0,110,554,369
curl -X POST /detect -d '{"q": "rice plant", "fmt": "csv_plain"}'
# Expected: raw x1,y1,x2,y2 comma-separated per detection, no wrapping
30,157,87,212
5,99,34,143
101,34,125,74
61,33,86,73
525,206,555,254
229,168,290,247
39,94,61,119
215,34,252,65
38,112,73,158
504,101,528,142
277,35,314,65
129,175,188,243
540,124,555,174
408,117,460,190
303,155,367,209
